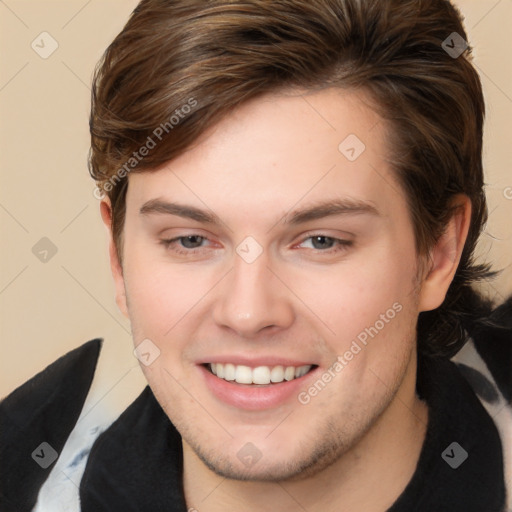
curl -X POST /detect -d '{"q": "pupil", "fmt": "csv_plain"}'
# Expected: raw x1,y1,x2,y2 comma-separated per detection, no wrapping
183,236,203,248
313,236,332,249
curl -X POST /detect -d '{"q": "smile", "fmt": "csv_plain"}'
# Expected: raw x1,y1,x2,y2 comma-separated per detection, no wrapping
207,363,315,385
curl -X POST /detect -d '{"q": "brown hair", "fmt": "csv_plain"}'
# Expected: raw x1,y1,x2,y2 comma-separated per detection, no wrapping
89,0,496,357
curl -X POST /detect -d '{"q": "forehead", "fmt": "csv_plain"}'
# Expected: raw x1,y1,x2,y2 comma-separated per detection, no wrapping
126,87,405,223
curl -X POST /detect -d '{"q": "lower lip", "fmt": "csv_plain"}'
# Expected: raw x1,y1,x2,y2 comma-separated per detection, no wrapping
199,365,318,411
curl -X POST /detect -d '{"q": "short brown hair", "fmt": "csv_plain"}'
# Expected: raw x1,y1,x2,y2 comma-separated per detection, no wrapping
89,0,495,357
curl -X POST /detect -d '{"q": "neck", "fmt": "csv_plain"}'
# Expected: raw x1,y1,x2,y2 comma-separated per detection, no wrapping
182,355,428,512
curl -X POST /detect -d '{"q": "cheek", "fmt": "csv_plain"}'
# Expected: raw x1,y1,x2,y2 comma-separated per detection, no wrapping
289,244,418,346
122,247,215,340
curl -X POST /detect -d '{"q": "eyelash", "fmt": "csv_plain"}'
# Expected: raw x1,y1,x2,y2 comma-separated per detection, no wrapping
159,233,353,256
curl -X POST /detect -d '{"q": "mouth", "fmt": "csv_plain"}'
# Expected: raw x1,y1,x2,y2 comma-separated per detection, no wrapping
204,362,317,386
198,357,321,410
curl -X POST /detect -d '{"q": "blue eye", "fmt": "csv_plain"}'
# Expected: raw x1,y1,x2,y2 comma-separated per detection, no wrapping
159,233,353,256
299,235,353,253
160,235,208,254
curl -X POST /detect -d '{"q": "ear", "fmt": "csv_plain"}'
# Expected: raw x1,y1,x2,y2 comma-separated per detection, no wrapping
418,194,472,312
100,198,129,318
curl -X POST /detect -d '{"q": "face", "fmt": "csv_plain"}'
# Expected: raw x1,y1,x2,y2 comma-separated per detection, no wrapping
110,87,427,481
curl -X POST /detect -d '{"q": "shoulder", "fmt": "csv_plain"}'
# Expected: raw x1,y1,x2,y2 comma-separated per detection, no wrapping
0,339,102,512
451,295,512,512
452,295,512,405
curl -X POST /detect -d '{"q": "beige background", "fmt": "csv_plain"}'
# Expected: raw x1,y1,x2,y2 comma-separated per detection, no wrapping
1,0,511,400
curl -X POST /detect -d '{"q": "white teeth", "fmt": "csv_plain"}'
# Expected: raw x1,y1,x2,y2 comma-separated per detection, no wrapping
284,366,295,381
235,365,253,384
295,365,310,378
270,365,284,383
209,363,313,384
224,363,235,381
216,363,225,379
252,366,271,385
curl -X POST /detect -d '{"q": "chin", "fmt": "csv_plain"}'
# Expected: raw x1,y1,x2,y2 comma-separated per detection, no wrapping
188,430,351,483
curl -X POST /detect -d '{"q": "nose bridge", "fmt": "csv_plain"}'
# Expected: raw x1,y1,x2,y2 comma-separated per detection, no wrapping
212,245,294,336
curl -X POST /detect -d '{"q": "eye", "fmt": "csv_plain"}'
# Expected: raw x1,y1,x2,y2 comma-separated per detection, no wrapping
159,233,353,257
160,235,210,255
298,234,353,253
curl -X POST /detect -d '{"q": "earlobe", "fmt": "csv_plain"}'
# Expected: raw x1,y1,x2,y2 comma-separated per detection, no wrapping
418,195,472,312
100,199,129,319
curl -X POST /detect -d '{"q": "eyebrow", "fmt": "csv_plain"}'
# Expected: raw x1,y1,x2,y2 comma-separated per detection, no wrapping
139,198,380,225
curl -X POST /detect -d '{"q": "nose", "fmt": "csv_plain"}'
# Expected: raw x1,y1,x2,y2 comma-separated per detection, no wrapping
212,248,294,338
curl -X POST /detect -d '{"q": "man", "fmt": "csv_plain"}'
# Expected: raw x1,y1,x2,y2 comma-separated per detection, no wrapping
1,1,511,511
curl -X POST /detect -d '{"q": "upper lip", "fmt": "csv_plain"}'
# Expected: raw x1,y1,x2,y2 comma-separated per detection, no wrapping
198,356,318,368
